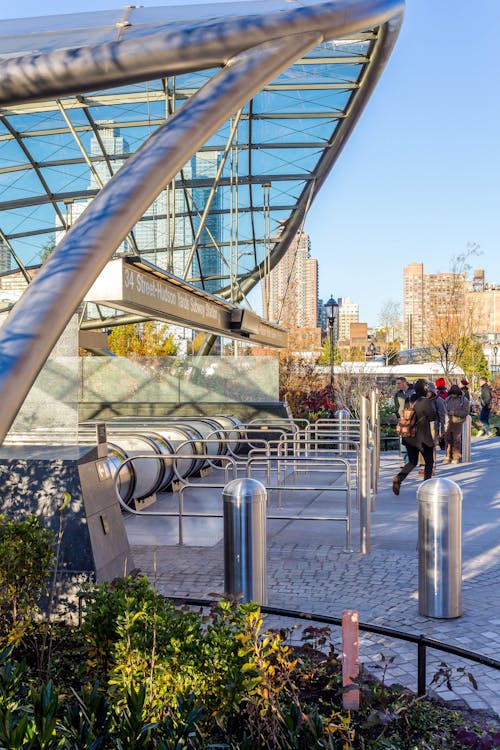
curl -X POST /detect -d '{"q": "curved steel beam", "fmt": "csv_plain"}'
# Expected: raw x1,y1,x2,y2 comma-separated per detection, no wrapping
0,0,403,106
0,31,321,443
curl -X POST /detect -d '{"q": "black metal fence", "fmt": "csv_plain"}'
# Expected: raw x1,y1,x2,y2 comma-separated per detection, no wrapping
168,597,500,698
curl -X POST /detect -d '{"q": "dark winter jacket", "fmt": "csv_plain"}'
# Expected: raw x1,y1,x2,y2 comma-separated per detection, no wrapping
402,395,436,449
428,393,446,435
480,383,492,409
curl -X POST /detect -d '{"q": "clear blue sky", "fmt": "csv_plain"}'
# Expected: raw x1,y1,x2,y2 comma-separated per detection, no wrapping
307,0,500,326
4,0,500,327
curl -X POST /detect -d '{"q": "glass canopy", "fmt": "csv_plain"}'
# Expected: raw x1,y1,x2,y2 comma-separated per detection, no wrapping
0,2,403,326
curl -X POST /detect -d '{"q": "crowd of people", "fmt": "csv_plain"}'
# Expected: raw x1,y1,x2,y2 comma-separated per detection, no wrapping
391,375,495,496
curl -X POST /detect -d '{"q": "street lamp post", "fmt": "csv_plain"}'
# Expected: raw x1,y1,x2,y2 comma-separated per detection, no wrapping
494,345,498,374
324,295,339,387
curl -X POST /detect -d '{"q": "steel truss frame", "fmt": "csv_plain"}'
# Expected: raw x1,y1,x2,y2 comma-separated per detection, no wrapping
0,0,404,443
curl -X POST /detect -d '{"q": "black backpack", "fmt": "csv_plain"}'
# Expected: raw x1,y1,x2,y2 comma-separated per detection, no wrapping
396,402,417,439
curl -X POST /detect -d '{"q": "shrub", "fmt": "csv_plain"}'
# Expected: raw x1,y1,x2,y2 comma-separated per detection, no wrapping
0,566,499,748
80,579,254,729
79,581,333,747
0,515,55,647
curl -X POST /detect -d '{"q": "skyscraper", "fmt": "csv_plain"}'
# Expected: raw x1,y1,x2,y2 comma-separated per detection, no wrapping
403,262,467,347
468,268,500,337
188,151,222,293
403,263,426,347
265,232,318,328
337,297,359,343
0,239,10,274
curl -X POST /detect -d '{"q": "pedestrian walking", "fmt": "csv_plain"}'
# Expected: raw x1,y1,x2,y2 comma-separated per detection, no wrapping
417,381,445,475
392,379,436,495
443,384,470,463
394,377,414,464
477,376,494,437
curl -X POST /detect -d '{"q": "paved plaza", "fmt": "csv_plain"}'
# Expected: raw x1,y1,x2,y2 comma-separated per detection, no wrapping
126,435,500,721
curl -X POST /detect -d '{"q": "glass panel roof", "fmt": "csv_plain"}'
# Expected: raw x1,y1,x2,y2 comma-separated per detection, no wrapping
0,1,401,321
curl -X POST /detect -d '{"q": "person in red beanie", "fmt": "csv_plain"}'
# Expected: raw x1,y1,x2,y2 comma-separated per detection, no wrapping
435,378,448,399
460,378,470,401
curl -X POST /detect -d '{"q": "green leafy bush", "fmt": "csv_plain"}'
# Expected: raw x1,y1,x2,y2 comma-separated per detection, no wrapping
80,579,306,743
0,515,55,646
0,564,499,748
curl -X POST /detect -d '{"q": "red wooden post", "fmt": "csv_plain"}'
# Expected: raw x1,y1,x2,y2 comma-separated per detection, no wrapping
342,609,359,710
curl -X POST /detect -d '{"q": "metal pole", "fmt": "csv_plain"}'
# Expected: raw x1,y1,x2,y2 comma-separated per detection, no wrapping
359,396,371,554
368,444,375,512
461,415,471,464
329,319,334,387
223,478,267,604
370,388,379,498
417,637,427,696
334,408,349,454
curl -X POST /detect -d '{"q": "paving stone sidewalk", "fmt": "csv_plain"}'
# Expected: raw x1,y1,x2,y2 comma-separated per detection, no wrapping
127,435,500,722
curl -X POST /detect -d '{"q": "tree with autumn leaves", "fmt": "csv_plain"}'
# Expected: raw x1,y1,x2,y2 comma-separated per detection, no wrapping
426,245,488,380
107,321,177,356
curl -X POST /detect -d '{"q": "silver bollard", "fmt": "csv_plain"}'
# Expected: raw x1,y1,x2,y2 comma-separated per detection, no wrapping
461,415,471,464
223,477,267,604
359,397,371,555
369,389,380,494
417,478,462,618
334,408,350,453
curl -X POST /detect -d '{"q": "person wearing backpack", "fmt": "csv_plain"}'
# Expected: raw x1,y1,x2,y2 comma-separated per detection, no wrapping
477,376,494,437
392,379,436,495
394,377,414,464
443,384,470,463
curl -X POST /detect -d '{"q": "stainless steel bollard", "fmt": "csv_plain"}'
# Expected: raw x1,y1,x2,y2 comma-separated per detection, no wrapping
223,478,267,604
334,409,350,453
369,390,379,475
461,415,471,464
417,478,463,618
359,397,370,555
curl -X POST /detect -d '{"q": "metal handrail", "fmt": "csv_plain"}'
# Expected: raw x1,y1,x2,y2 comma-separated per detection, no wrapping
303,419,360,457
246,417,307,431
246,453,352,552
113,451,240,545
112,452,239,515
113,447,354,550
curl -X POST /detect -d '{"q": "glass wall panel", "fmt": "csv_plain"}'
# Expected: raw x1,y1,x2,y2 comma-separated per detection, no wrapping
178,357,278,402
2,315,79,444
81,356,279,404
81,357,180,404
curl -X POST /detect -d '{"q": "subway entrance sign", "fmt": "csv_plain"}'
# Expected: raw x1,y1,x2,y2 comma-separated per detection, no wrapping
85,257,287,348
